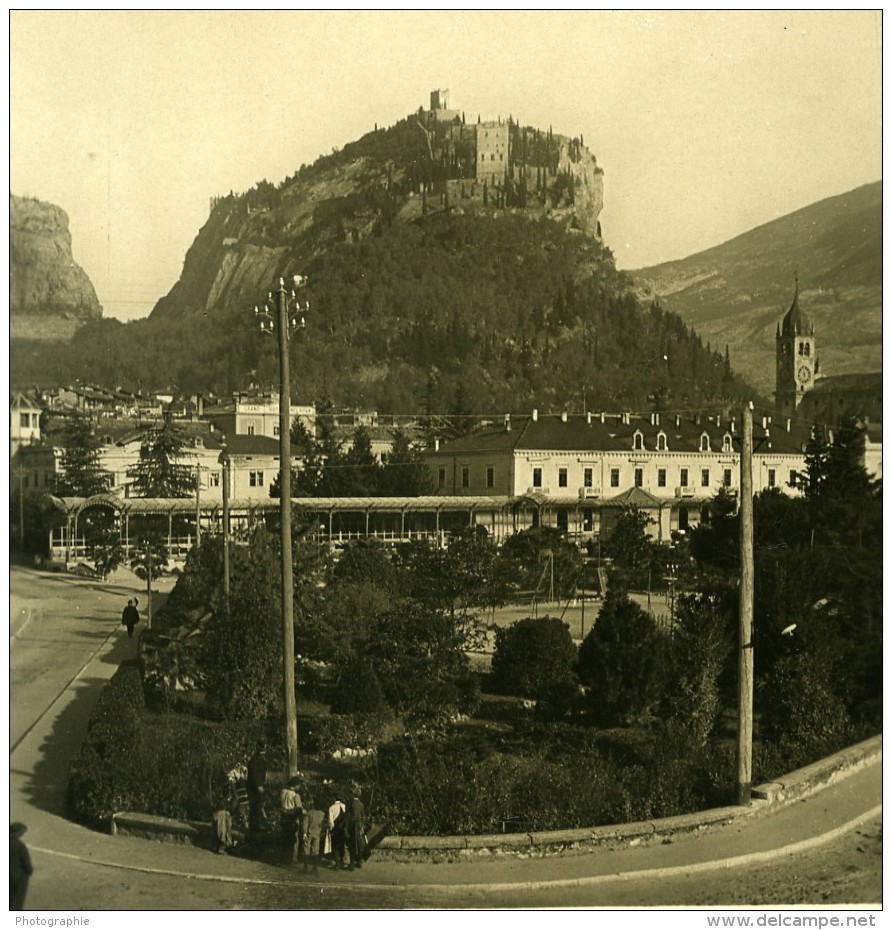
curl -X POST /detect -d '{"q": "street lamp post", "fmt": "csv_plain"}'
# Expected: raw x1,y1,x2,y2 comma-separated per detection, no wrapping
256,276,309,780
218,438,231,604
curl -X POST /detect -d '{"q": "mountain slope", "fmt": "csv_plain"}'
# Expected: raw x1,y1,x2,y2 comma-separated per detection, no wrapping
10,104,757,413
10,195,103,340
630,182,881,394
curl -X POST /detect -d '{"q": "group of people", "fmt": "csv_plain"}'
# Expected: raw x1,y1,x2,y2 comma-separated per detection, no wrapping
280,780,368,871
214,743,370,871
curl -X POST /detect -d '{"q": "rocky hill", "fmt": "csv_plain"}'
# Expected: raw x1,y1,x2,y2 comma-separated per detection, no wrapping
10,195,103,340
10,99,757,414
151,108,604,325
630,182,882,394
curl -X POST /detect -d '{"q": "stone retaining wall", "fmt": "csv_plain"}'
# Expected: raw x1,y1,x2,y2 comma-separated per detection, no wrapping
110,734,881,861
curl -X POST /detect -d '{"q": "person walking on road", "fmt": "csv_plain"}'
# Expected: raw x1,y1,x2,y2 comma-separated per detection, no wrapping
10,822,32,910
121,599,140,639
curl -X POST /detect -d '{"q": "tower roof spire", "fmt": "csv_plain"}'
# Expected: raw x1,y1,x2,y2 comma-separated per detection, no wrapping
781,273,810,337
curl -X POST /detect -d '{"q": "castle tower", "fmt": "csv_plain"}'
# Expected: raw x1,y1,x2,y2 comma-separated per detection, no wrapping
430,89,450,111
476,121,509,185
775,276,818,418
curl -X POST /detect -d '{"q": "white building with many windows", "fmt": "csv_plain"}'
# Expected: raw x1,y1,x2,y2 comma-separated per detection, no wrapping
424,409,808,542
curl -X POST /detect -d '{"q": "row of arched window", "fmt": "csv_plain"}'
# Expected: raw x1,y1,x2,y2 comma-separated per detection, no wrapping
632,430,734,453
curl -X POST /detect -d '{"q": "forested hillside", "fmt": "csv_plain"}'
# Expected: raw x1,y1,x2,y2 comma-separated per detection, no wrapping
631,182,881,393
11,106,760,414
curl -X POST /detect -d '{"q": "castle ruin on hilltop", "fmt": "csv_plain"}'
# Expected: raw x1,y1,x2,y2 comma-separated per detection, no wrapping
420,89,604,238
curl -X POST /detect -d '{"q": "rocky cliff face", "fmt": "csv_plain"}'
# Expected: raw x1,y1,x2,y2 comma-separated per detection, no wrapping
150,110,606,325
10,195,103,340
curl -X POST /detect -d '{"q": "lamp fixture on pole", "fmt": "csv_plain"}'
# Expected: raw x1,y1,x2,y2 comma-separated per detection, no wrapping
255,275,309,779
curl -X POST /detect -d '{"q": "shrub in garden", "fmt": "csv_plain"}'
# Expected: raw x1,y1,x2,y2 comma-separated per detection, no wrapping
201,531,283,720
490,615,578,701
577,591,667,726
370,724,726,835
663,590,734,746
363,602,480,727
758,651,854,772
68,661,146,826
330,657,389,715
69,660,266,827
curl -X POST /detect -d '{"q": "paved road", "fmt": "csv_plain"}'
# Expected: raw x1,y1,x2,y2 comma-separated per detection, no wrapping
9,564,882,911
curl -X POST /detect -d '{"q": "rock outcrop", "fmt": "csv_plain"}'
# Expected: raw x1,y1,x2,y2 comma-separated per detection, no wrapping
10,195,102,340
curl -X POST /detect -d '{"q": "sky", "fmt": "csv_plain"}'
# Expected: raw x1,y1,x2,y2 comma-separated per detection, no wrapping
9,10,883,322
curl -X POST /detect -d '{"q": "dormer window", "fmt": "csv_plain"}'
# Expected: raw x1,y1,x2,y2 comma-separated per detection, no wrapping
656,432,667,451
700,433,711,452
633,430,644,451
722,434,732,453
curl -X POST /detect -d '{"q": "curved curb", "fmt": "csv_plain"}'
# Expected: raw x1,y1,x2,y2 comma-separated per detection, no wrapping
31,803,881,893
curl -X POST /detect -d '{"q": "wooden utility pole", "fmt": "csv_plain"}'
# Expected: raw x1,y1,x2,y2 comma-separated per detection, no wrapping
737,404,755,805
276,279,299,779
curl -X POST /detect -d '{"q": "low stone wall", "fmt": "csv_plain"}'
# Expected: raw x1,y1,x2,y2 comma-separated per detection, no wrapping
110,735,881,861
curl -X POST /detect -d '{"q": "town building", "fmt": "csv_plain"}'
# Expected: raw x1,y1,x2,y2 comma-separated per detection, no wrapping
423,408,808,543
13,420,296,505
10,392,42,456
206,392,315,441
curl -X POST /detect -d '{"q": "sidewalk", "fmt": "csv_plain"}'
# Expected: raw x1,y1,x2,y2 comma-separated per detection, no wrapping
25,760,880,894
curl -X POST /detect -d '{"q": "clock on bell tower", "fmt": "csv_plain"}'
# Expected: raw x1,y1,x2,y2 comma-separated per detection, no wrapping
775,276,817,418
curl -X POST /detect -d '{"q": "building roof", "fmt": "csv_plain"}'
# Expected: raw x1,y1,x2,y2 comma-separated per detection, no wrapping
431,412,808,457
808,372,883,395
10,391,42,411
780,277,812,338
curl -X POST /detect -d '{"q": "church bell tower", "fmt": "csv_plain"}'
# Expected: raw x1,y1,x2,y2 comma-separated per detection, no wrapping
775,275,818,418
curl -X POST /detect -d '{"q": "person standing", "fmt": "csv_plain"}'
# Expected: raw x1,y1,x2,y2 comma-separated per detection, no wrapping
10,823,32,910
121,599,140,639
279,777,303,863
246,743,268,832
344,788,367,870
326,794,347,869
302,797,326,874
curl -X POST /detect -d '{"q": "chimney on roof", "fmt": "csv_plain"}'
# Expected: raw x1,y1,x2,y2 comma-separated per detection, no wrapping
197,393,204,419
600,412,605,424
786,417,791,433
675,414,681,429
532,408,538,422
621,412,630,425
762,416,768,429
561,410,568,423
651,412,659,426
435,439,440,451
695,414,701,426
505,414,511,432
730,417,736,434
586,412,592,425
